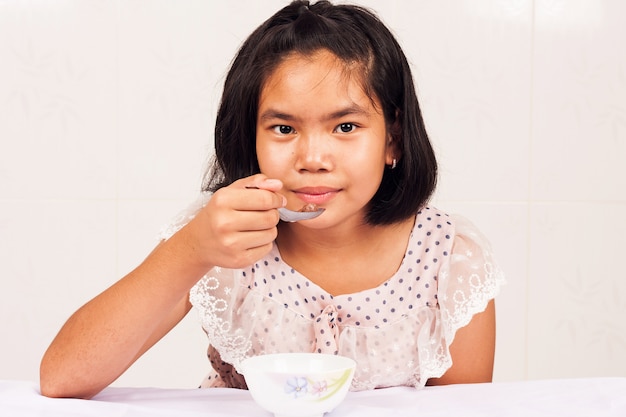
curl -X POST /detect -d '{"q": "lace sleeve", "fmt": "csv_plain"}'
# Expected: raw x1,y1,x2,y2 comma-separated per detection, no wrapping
437,215,505,341
157,192,212,241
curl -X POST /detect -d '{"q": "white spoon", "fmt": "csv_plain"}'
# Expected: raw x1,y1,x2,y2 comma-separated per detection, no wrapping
277,207,325,222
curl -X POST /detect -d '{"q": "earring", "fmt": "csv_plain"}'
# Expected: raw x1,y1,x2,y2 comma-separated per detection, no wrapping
391,158,397,169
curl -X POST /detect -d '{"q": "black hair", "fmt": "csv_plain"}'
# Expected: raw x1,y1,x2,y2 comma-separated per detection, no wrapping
204,0,437,225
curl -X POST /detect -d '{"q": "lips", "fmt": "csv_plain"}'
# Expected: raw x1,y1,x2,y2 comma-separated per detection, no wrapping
292,187,340,205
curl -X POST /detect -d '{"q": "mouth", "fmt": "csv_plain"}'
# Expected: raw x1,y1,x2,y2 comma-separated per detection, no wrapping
292,187,340,206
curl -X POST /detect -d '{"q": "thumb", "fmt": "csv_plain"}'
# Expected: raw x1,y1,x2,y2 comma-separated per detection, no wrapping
244,175,283,192
242,175,286,207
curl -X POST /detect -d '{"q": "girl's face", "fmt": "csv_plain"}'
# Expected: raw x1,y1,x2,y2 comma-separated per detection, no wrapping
256,49,395,227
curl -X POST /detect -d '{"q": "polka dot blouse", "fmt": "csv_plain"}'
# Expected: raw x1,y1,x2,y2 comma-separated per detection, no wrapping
160,195,505,391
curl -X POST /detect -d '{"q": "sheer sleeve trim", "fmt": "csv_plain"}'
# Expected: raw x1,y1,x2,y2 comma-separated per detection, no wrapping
438,214,505,343
157,192,212,241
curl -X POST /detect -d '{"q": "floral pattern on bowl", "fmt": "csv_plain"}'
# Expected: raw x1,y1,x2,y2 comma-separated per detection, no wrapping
283,369,353,401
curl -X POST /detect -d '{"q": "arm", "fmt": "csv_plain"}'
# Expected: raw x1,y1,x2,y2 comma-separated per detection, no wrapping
426,299,496,385
39,234,208,399
40,175,286,399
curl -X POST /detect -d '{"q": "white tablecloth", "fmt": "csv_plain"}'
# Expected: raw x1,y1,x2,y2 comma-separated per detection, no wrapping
1,378,625,416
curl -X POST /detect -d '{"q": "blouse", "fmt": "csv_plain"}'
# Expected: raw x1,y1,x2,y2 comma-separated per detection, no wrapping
159,193,505,391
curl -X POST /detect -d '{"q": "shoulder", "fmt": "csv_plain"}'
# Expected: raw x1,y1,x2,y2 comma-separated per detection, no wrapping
413,207,498,268
410,206,456,250
414,206,454,229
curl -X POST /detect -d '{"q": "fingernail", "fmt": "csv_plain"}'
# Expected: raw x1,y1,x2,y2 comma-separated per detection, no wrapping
263,179,282,187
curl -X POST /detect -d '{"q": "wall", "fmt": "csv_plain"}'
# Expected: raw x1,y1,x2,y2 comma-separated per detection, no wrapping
1,0,624,388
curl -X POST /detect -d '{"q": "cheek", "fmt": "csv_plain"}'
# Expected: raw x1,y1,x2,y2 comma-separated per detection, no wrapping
347,140,387,171
256,140,288,175
355,144,387,191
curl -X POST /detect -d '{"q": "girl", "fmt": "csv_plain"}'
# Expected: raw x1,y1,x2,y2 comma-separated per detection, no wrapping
40,0,504,399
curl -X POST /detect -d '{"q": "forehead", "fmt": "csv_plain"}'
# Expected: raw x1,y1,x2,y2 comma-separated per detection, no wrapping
259,50,377,110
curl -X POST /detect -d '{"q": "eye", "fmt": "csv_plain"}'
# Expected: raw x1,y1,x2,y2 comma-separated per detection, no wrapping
272,125,295,135
335,123,356,133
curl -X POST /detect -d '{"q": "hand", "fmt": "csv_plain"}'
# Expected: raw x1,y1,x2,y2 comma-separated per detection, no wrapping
182,174,286,270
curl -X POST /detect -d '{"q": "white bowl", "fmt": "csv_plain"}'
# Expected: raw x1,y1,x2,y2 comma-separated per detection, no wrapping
240,353,356,417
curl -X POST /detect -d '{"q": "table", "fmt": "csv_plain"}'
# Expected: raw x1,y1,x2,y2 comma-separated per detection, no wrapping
1,378,625,416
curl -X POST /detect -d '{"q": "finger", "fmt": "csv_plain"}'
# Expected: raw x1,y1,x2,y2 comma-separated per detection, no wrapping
242,228,279,250
242,184,286,209
211,180,285,212
241,174,283,193
244,242,275,265
253,178,283,192
233,208,281,231
216,230,277,269
232,174,272,190
226,241,275,270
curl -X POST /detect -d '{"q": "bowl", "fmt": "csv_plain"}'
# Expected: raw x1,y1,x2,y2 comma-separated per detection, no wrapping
240,353,356,417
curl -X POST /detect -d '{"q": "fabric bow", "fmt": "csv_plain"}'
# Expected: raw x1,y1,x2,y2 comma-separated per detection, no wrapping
313,304,339,354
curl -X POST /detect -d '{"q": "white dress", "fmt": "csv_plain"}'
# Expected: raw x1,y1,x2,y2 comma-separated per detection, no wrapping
160,193,505,391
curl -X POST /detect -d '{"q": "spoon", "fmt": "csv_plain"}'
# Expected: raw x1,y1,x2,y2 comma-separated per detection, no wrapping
277,207,325,222
245,186,325,222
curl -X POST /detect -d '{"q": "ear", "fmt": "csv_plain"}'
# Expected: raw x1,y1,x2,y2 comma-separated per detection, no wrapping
385,110,402,165
385,134,399,166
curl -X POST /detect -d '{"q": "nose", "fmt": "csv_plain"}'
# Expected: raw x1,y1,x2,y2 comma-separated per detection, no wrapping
294,132,334,173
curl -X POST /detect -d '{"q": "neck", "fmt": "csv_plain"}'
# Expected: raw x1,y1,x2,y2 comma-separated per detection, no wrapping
277,218,375,252
275,216,415,295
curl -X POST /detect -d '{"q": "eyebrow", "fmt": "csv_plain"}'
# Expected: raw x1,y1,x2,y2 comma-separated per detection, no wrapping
258,104,371,122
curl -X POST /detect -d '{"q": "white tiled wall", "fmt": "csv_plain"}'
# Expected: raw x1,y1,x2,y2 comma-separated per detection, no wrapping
1,0,624,388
